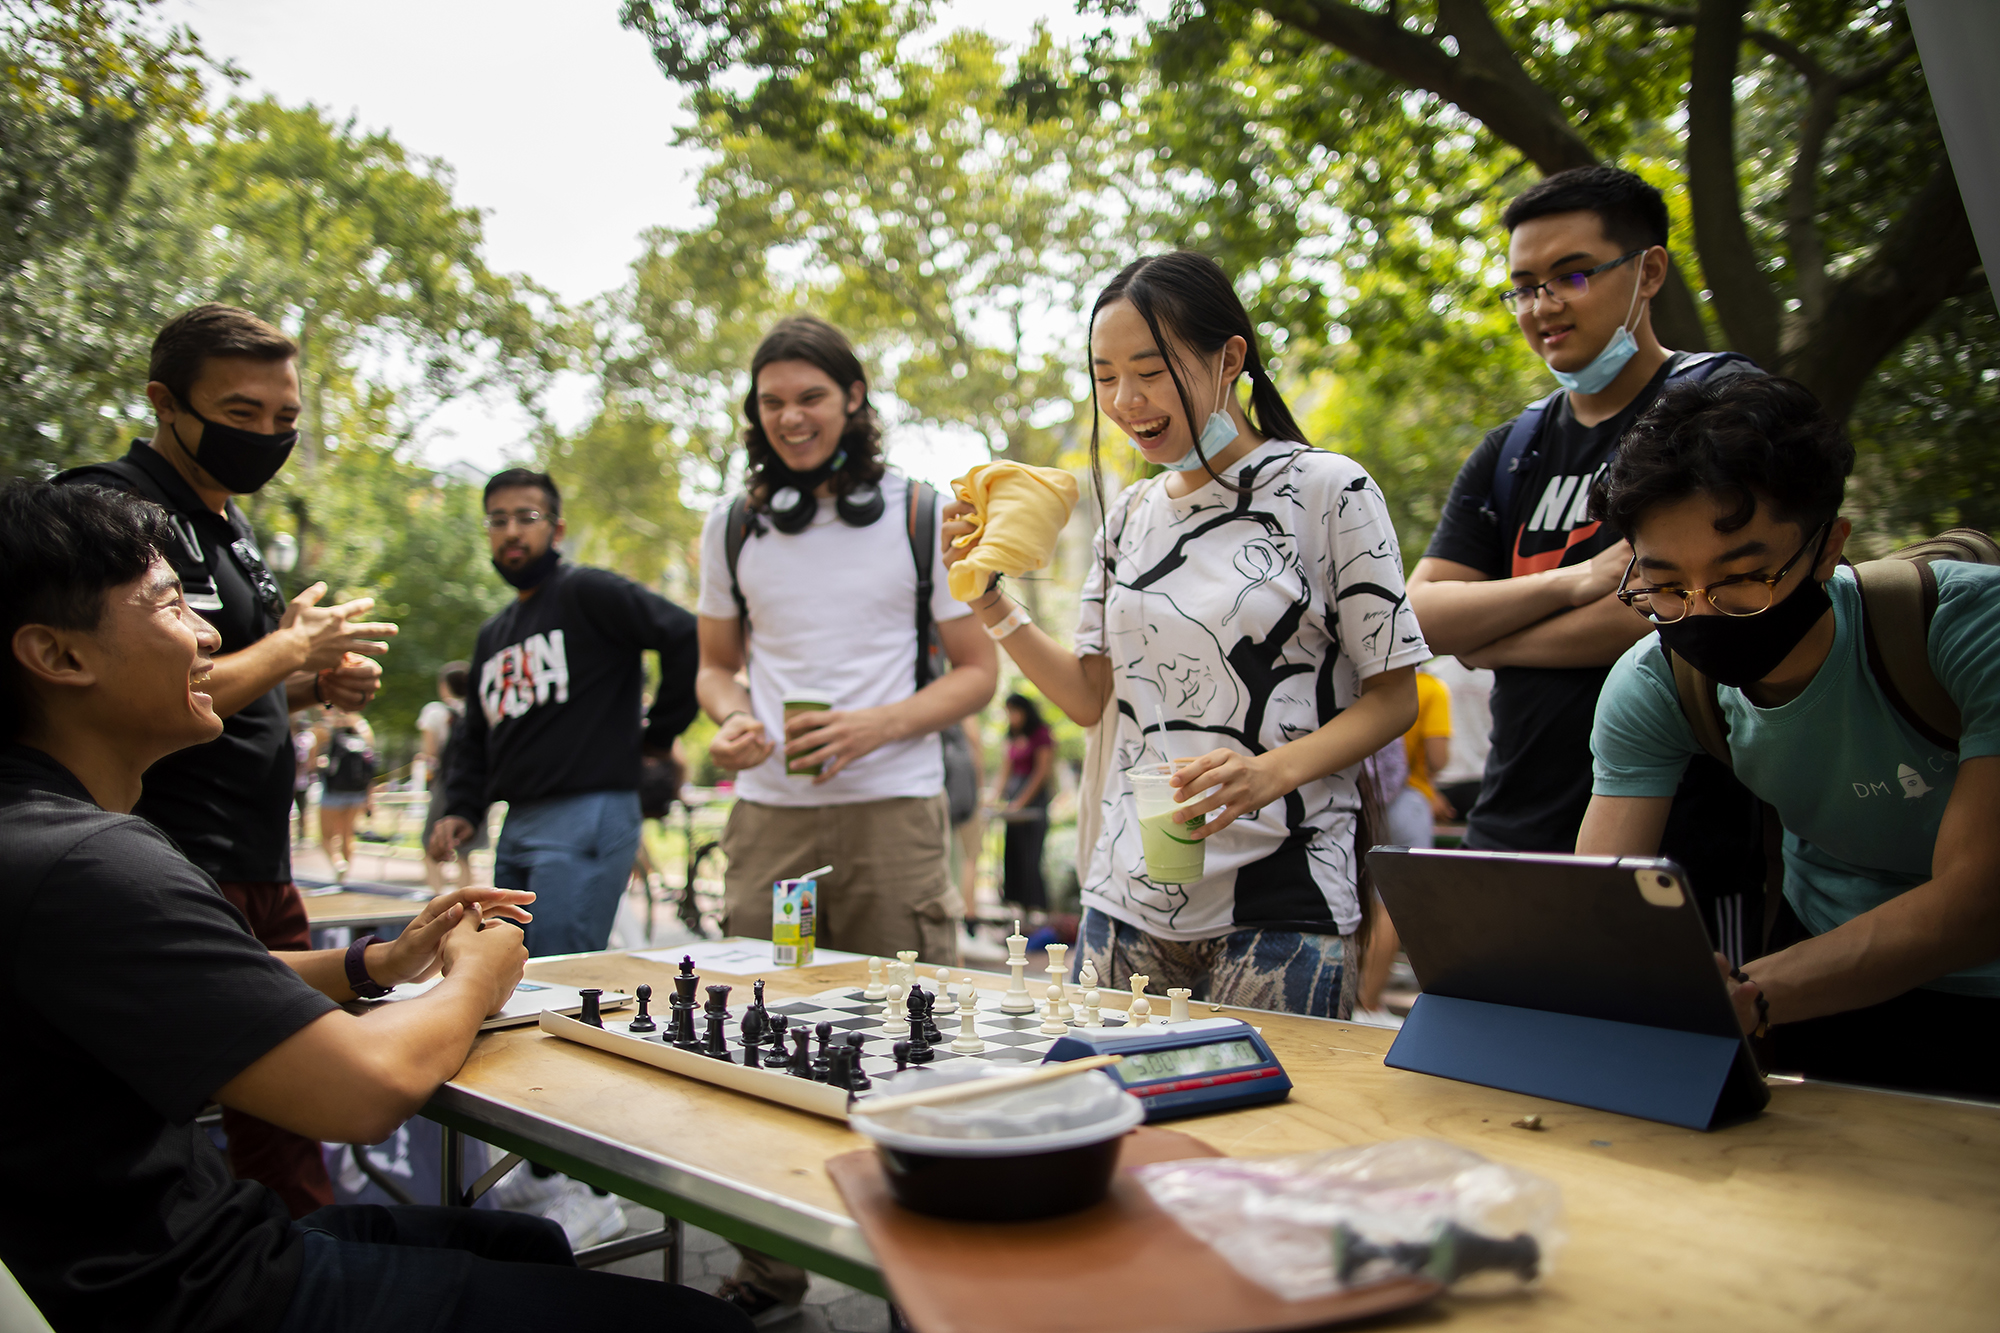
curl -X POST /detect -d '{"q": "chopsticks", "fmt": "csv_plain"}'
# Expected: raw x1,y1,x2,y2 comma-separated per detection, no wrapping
849,1054,1124,1117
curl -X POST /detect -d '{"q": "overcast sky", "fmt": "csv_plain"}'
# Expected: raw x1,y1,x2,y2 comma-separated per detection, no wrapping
164,0,1147,483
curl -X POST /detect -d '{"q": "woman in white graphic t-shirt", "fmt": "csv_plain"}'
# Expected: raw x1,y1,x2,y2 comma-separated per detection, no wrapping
944,251,1429,1018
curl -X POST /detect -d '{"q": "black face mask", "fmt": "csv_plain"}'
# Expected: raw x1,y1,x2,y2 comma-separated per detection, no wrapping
494,544,561,590
761,447,885,535
1656,573,1833,688
168,405,297,494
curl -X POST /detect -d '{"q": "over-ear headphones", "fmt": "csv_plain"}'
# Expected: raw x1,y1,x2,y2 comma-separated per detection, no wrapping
763,448,886,534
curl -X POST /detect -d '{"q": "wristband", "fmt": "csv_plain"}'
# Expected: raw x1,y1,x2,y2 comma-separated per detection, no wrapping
313,670,330,706
718,709,748,727
984,602,1032,641
345,933,393,999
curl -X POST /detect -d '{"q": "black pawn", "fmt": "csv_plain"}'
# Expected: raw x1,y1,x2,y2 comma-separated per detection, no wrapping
740,1009,765,1068
892,1040,911,1074
703,1007,734,1062
812,1021,834,1080
627,983,657,1034
790,1028,816,1079
765,1014,791,1067
844,1031,872,1092
578,988,603,1028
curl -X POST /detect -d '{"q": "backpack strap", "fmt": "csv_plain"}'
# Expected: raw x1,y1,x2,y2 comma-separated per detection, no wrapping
906,479,943,689
723,494,754,640
1667,645,1734,768
1854,557,1959,750
1483,391,1560,527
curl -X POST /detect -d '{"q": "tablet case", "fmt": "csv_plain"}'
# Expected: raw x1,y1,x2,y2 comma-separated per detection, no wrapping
1368,848,1769,1131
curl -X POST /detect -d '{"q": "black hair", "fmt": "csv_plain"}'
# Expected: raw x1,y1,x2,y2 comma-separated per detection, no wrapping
440,660,470,699
741,315,885,511
1085,251,1310,545
1502,166,1671,254
149,303,297,408
1,481,176,741
483,468,561,517
1589,375,1853,536
1004,692,1047,736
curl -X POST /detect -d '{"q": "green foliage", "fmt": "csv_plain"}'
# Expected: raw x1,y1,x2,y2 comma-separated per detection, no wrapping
543,397,700,593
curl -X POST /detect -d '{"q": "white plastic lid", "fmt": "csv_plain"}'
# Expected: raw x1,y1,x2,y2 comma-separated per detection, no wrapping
851,1066,1144,1157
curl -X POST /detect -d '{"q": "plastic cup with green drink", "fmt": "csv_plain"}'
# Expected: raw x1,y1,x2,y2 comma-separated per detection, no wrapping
1129,761,1208,883
783,691,835,776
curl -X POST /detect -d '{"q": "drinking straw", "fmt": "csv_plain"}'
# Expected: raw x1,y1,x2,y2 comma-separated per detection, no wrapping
1150,698,1174,771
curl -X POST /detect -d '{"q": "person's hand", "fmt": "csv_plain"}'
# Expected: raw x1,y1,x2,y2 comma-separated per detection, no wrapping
708,711,774,771
1562,539,1634,608
378,887,536,986
440,908,530,1016
281,583,399,673
1715,952,1767,1036
1427,789,1457,822
788,706,894,784
1166,748,1291,839
940,499,994,595
319,653,383,710
427,816,475,862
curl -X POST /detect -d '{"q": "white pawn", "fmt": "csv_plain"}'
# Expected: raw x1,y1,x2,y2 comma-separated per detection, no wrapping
1083,987,1101,1027
934,966,958,1014
882,983,909,1037
1166,987,1192,1024
1040,983,1069,1036
951,1011,985,1054
863,957,887,1001
1128,973,1152,1026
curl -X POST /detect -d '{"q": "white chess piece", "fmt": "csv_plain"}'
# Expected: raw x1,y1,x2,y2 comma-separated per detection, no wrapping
882,983,909,1037
934,966,958,1014
951,1006,985,1054
895,950,921,992
1084,987,1101,1027
1039,983,1069,1036
1166,987,1192,1025
1128,974,1152,1026
863,957,887,1001
1078,958,1098,993
1000,920,1036,1014
1044,943,1070,1021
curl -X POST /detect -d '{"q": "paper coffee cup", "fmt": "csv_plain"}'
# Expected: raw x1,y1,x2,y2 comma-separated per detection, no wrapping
783,692,835,776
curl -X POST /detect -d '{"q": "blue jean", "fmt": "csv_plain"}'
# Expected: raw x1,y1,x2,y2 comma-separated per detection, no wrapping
494,789,642,957
273,1205,748,1333
1074,906,1353,1018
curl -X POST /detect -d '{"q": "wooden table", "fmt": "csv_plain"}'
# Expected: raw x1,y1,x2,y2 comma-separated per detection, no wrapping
301,887,429,931
425,952,2000,1328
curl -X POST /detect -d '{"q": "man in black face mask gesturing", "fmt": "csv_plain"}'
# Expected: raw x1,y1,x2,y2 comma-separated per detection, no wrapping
1578,375,2000,1099
58,303,398,1218
430,468,700,964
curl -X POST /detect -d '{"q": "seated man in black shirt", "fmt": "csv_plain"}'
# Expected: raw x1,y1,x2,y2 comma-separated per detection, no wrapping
0,481,748,1333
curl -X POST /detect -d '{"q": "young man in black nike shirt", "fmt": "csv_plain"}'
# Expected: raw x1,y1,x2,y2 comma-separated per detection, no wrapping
0,480,747,1333
1407,167,1767,959
429,468,700,958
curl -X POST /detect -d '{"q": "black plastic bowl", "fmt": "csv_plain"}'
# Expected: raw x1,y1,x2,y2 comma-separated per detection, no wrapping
874,1131,1130,1222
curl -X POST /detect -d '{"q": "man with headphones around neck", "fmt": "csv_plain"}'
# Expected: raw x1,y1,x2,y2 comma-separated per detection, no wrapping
694,316,998,1320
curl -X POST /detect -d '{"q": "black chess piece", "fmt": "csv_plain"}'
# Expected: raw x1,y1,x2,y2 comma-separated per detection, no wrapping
703,1007,734,1062
892,1040,911,1074
789,1028,815,1079
920,989,942,1045
752,979,767,1022
825,1041,854,1092
627,983,657,1034
904,990,934,1063
578,988,604,1028
812,1022,833,1080
705,983,732,1020
844,1031,871,1093
765,1013,791,1067
1331,1223,1539,1286
741,1009,766,1068
671,959,701,1049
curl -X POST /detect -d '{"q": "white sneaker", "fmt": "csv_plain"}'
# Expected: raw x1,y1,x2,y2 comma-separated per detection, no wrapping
487,1162,566,1212
541,1180,626,1251
1351,1006,1405,1029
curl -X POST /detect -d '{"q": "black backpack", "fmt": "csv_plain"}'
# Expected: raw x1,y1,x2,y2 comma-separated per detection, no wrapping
323,729,377,793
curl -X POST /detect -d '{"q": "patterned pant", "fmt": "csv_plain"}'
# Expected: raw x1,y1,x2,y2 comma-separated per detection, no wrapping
1074,907,1355,1019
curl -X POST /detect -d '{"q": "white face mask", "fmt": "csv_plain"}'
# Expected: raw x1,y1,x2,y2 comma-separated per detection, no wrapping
1160,359,1238,473
1550,261,1647,396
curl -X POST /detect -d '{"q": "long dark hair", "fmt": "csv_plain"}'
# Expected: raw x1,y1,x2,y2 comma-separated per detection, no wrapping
1085,251,1311,565
1004,692,1047,738
741,315,886,510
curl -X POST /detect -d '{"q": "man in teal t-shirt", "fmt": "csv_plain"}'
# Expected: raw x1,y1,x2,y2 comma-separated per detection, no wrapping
1577,375,1999,1098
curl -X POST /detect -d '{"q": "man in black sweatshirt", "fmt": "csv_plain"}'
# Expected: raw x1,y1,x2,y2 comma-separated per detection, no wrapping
430,468,699,957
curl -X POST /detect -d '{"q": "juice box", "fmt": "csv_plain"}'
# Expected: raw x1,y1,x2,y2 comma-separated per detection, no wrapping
773,877,816,967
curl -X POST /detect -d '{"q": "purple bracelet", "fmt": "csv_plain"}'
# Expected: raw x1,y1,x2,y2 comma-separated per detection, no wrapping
345,933,393,999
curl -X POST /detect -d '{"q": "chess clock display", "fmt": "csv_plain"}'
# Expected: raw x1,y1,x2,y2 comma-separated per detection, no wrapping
1045,1017,1292,1120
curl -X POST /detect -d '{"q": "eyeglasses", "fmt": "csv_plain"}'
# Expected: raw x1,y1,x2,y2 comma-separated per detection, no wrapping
1616,523,1830,623
1497,249,1646,314
484,510,551,530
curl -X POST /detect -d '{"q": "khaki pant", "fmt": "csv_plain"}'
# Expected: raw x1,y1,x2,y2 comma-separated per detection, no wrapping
720,794,960,967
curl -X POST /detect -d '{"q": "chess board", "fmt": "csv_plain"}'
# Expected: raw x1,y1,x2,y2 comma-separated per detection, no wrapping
539,983,1132,1121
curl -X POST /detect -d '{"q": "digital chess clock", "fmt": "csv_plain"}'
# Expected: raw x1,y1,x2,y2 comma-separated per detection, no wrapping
1045,1017,1292,1120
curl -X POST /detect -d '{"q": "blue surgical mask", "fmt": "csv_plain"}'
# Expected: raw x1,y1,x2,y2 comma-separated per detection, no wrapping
1550,266,1646,396
1159,365,1241,472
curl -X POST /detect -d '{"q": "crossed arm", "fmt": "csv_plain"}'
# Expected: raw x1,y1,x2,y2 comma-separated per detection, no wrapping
1577,757,2000,1032
1406,549,1651,669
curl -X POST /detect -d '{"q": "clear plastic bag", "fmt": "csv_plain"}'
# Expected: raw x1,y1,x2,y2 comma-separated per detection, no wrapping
1135,1139,1564,1300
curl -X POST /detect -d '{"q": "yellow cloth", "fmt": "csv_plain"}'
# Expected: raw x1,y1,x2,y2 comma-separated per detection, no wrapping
1403,670,1452,803
946,462,1081,602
